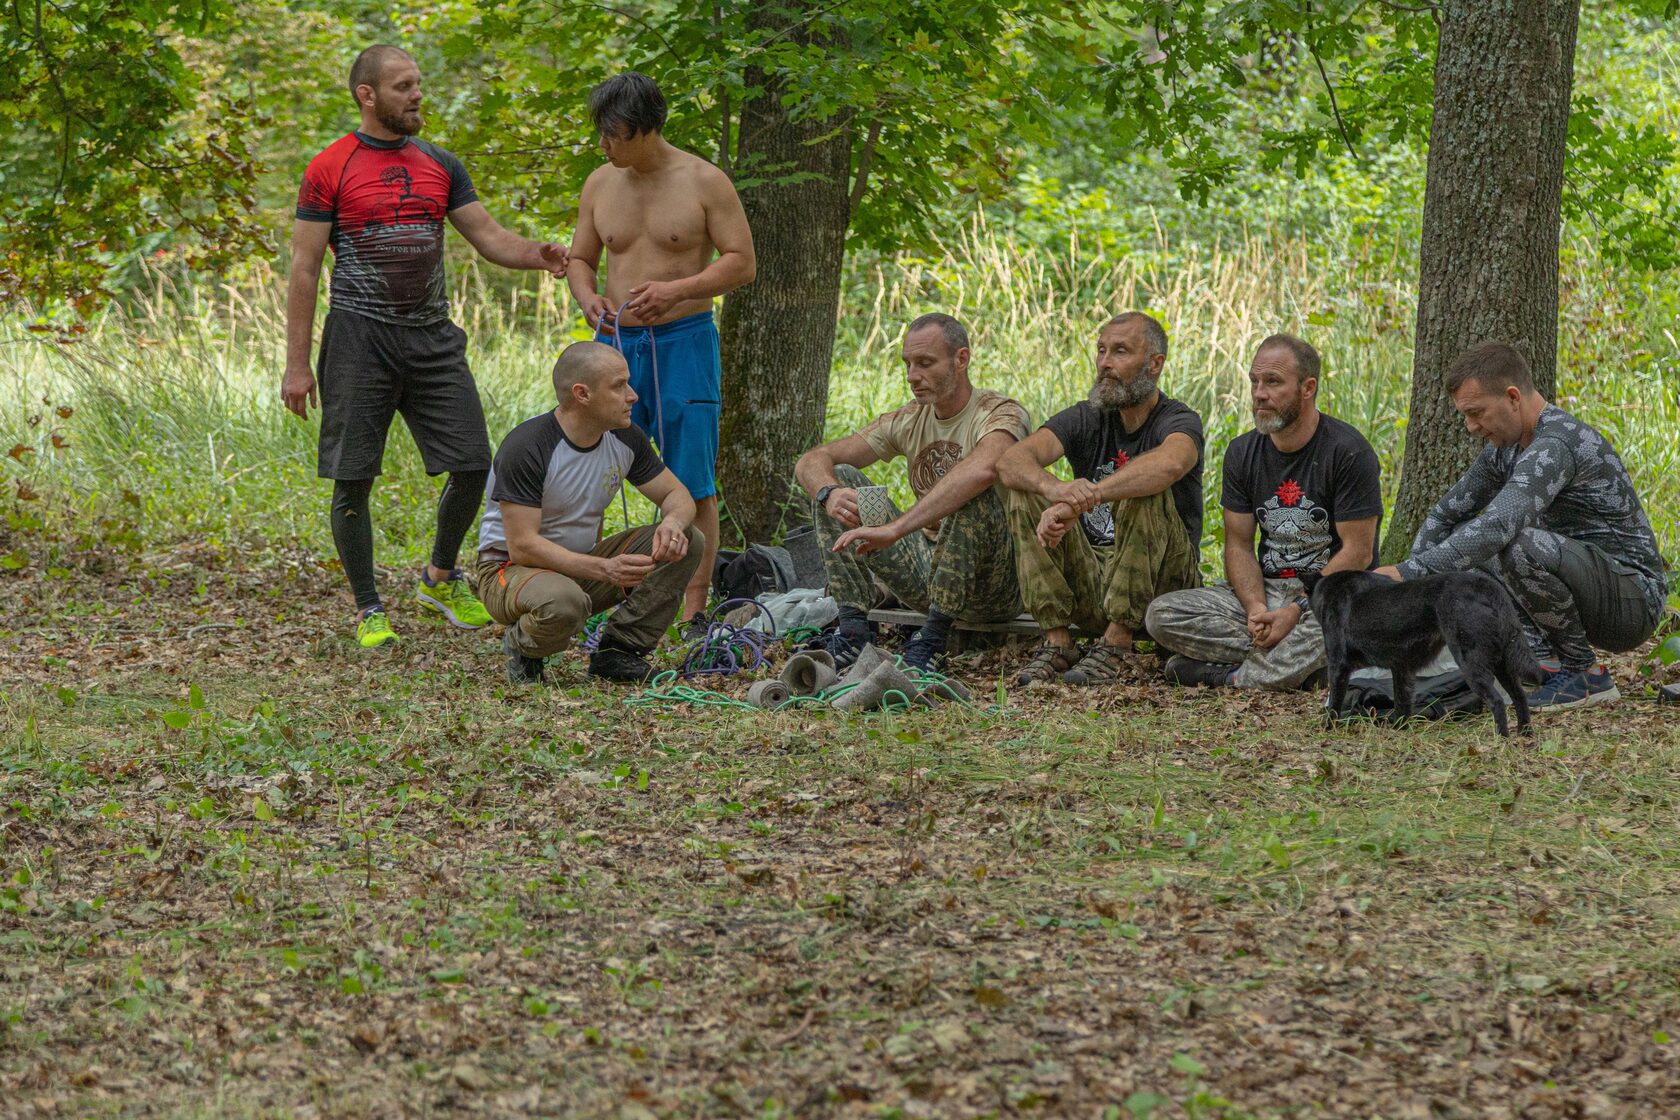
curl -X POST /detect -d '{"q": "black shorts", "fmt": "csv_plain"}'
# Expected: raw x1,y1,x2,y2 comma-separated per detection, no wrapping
315,309,492,480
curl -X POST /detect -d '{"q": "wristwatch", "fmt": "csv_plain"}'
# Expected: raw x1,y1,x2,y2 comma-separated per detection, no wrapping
1292,594,1312,616
814,484,837,511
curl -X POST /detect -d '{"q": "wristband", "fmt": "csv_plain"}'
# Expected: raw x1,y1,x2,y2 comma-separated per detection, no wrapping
1292,594,1311,617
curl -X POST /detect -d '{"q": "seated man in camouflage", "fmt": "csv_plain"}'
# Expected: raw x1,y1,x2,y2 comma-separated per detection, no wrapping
794,313,1029,671
998,312,1205,686
1376,342,1667,710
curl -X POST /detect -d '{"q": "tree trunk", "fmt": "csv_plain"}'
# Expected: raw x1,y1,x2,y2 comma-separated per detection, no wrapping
715,8,853,546
1384,0,1578,562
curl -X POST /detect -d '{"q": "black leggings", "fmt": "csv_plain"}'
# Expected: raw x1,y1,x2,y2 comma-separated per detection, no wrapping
331,470,488,613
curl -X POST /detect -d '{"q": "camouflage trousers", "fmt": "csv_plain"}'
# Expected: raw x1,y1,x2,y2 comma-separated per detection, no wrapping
1006,487,1201,634
1144,578,1325,691
814,465,1021,622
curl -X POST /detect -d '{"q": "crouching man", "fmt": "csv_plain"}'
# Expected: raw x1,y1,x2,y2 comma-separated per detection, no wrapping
794,313,1029,670
1376,342,1667,709
998,312,1205,686
1146,334,1383,689
474,341,702,684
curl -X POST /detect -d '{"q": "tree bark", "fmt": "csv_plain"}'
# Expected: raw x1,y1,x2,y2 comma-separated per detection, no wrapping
715,8,854,546
1384,0,1578,562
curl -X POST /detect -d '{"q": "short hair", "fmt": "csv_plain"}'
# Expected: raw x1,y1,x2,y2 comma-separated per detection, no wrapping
1256,333,1321,382
1446,341,1534,395
1105,311,1168,360
552,341,623,405
906,312,969,357
348,45,411,104
588,73,668,139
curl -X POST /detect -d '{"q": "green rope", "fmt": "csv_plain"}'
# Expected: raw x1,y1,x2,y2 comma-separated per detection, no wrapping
621,654,1006,716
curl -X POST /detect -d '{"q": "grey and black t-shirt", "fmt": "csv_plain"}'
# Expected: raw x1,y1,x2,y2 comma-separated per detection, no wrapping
1040,394,1205,549
1398,404,1667,613
478,412,664,555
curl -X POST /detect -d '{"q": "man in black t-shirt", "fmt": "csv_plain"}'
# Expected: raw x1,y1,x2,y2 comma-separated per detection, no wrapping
998,312,1205,686
1146,334,1383,690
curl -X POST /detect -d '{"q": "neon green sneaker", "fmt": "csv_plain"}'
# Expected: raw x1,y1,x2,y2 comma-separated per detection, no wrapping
356,608,399,649
416,569,492,629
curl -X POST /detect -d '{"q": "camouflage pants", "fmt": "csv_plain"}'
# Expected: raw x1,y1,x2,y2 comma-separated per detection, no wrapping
1144,578,1325,691
1006,487,1201,634
815,465,1020,622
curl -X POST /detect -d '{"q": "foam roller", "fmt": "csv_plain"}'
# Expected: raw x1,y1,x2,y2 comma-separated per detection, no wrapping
746,679,790,708
831,659,919,712
781,652,839,696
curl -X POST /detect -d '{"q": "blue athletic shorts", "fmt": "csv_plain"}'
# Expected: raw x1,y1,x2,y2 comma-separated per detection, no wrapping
597,310,721,501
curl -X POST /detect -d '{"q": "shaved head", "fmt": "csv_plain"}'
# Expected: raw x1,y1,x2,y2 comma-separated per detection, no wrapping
348,45,413,105
553,341,627,406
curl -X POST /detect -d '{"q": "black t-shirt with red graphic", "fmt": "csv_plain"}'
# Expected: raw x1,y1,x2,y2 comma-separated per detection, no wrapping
296,132,478,326
1221,413,1384,578
1041,394,1205,549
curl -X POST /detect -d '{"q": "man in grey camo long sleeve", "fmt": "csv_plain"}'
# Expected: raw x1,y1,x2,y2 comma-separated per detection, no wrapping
1375,342,1667,710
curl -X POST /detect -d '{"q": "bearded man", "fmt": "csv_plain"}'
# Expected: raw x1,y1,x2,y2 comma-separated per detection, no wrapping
1145,334,1383,690
997,312,1206,686
284,45,569,648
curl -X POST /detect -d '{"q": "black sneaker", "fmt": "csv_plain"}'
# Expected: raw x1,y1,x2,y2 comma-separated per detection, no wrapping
1162,654,1238,688
680,611,711,643
589,644,655,684
503,628,545,685
804,627,866,670
900,633,947,673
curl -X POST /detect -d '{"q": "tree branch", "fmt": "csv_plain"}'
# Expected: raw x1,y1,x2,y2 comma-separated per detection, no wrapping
1308,39,1358,162
714,1,732,176
848,118,882,217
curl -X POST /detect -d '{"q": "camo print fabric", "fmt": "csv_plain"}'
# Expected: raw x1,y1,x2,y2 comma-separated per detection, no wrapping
816,465,1020,622
1007,486,1200,633
1398,405,1666,612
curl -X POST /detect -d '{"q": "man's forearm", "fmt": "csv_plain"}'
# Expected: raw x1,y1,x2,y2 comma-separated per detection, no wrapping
1095,457,1183,503
886,459,993,539
477,229,548,270
671,252,753,301
285,270,320,370
508,534,602,582
795,452,841,498
995,449,1058,498
1321,543,1376,578
1224,544,1266,613
659,491,697,532
567,261,601,305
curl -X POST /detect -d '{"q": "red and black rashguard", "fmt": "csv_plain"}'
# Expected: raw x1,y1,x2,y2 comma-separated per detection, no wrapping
296,132,478,326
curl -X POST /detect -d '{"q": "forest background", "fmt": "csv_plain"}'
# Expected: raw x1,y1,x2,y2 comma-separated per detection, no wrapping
2,1,1677,583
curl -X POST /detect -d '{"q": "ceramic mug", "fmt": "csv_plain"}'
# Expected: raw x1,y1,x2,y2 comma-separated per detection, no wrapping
856,485,893,527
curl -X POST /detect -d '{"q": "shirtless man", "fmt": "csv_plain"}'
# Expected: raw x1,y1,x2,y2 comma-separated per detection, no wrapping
567,72,756,632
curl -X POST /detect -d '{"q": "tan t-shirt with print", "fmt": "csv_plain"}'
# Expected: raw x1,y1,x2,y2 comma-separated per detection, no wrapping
857,388,1030,539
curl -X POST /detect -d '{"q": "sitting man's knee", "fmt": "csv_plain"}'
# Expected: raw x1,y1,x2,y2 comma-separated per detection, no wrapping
833,463,870,487
528,582,591,631
683,524,706,552
1499,526,1551,574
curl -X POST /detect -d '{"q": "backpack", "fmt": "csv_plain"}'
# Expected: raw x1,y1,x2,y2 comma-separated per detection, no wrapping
713,544,798,602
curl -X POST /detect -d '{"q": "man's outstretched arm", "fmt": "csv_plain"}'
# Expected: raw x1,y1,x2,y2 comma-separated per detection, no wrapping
448,202,568,275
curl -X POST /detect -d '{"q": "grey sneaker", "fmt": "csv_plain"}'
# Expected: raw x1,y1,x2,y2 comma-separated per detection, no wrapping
1015,643,1079,687
1062,642,1129,686
503,628,545,685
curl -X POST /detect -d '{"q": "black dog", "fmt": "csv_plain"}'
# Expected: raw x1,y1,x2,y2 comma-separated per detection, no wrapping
1300,569,1544,736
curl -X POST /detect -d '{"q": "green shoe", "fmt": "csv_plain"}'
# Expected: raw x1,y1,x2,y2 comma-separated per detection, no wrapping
356,608,399,649
416,569,492,629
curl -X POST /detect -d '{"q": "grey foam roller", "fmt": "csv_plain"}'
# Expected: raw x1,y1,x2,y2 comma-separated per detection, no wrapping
838,643,888,686
831,659,919,712
780,652,840,696
746,679,791,708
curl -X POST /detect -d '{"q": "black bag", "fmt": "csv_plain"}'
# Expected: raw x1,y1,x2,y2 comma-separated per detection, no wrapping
712,544,797,602
1332,666,1501,722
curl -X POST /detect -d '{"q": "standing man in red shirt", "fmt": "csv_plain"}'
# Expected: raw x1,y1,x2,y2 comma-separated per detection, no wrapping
568,73,756,636
283,45,570,648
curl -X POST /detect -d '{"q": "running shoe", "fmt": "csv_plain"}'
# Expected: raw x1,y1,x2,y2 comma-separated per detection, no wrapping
416,569,493,629
356,607,399,649
1527,665,1620,710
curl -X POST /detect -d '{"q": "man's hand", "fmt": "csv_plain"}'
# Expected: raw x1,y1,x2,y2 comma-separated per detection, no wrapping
1037,501,1077,549
1048,479,1100,515
281,364,317,417
821,486,861,528
625,279,684,321
599,552,656,589
650,521,690,563
538,242,570,277
833,524,899,556
579,293,616,337
1248,603,1302,650
1373,565,1403,581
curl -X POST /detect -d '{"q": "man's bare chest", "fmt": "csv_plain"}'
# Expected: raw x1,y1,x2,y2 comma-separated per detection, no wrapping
594,188,710,255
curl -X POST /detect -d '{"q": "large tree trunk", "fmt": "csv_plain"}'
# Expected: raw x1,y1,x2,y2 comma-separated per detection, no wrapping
715,8,853,546
1384,0,1578,562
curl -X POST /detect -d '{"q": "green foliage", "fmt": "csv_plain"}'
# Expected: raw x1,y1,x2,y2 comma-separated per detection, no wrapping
0,0,271,310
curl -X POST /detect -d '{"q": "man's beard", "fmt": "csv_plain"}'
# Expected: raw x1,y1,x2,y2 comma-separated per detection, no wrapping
1253,398,1302,435
375,97,423,136
1089,370,1157,412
